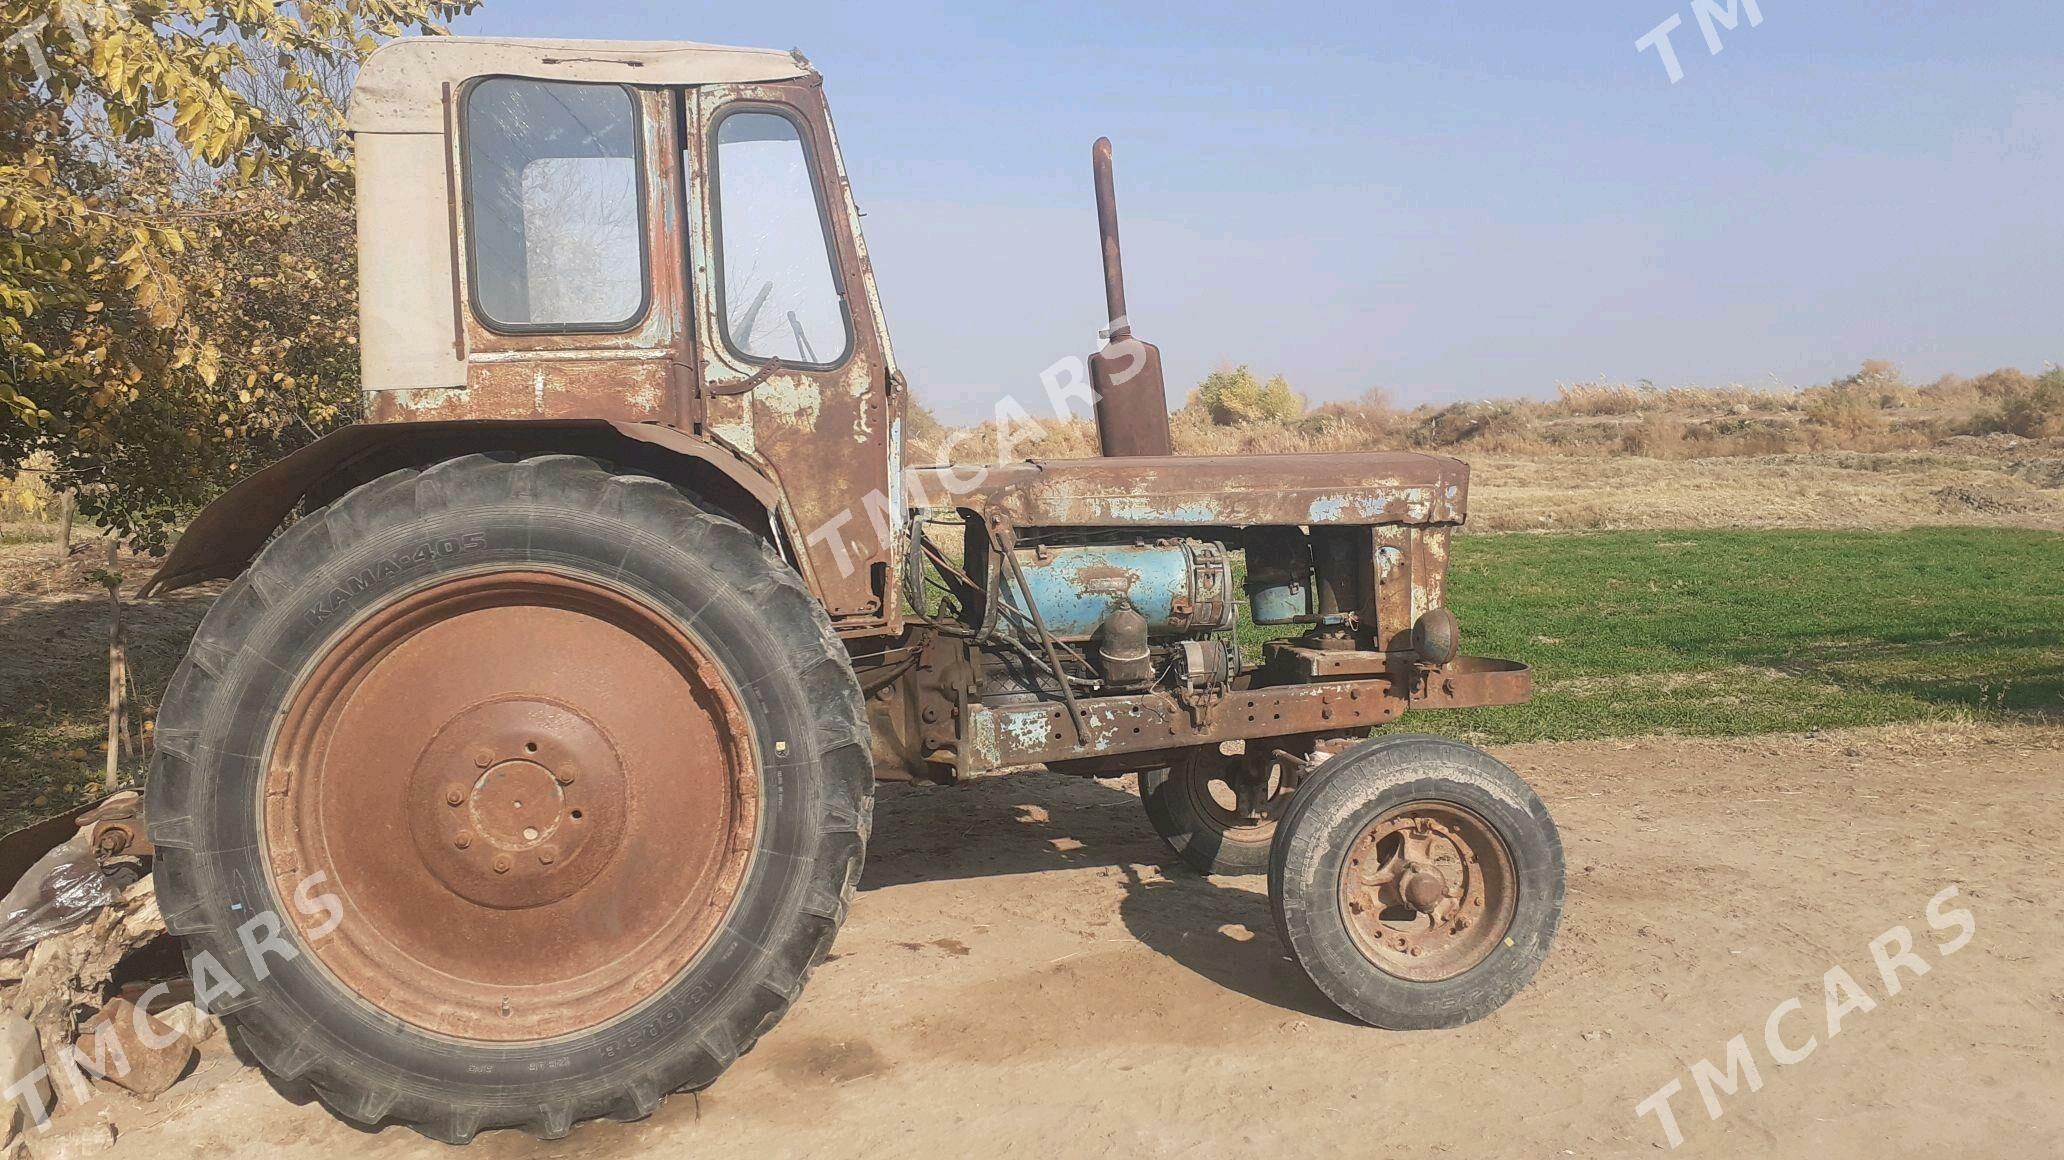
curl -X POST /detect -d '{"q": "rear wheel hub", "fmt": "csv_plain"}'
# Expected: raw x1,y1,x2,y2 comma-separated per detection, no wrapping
410,698,624,910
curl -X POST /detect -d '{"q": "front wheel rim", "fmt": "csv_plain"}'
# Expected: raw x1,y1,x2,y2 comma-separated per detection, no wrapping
1336,800,1518,982
1177,756,1291,845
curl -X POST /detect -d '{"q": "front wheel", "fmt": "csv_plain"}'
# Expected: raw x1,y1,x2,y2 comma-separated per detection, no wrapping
146,454,872,1141
1140,749,1295,875
1268,734,1564,1029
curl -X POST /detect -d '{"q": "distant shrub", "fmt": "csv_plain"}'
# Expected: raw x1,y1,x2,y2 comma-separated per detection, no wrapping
1657,384,1792,413
1969,368,2038,400
1975,369,2064,438
1183,365,1305,426
1844,359,1909,399
1798,361,1913,445
2,471,55,523
904,397,950,462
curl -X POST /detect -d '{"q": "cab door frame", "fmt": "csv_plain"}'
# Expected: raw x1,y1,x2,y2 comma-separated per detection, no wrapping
684,77,905,634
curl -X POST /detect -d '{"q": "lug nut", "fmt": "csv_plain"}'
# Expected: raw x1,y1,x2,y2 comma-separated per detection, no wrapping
493,855,512,874
538,847,558,866
453,831,472,849
472,748,494,768
446,787,466,806
556,768,576,786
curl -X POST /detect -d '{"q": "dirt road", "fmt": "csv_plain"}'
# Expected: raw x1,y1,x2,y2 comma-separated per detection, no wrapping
57,725,2064,1157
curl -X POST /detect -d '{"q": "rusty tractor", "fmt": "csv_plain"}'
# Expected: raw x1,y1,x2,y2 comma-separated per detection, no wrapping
141,37,1564,1142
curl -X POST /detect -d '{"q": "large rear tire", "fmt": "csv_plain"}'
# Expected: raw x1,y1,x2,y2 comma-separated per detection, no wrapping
146,454,871,1142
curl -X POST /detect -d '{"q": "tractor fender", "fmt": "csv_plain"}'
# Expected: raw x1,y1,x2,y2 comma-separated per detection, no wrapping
141,419,784,597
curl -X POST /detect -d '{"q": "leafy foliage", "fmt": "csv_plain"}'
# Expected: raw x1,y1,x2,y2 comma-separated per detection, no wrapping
0,0,469,549
1181,364,1304,426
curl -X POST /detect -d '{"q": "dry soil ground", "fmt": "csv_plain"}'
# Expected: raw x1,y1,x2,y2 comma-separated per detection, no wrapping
57,723,2062,1159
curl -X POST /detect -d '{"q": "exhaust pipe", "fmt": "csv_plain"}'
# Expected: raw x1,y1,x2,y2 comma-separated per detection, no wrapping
1088,137,1174,458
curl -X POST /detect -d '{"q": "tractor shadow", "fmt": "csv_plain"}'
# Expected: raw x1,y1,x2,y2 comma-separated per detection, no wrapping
861,770,1349,1022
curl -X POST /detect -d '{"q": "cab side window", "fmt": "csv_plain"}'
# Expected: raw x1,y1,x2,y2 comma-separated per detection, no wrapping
463,78,647,331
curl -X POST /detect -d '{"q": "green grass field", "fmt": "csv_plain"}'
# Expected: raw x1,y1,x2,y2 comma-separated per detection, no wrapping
1249,527,2063,745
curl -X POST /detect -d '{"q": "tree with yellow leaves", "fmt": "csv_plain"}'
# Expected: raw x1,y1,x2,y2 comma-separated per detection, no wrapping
1,0,471,549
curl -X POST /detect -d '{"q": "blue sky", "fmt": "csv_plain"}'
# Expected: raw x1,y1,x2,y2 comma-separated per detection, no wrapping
456,2,2063,421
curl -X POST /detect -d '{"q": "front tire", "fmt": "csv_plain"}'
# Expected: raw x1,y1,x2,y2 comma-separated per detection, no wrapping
1140,749,1291,876
1269,735,1563,1029
146,454,871,1141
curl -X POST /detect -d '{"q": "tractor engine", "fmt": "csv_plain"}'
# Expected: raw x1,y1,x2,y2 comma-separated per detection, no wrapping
986,535,1237,701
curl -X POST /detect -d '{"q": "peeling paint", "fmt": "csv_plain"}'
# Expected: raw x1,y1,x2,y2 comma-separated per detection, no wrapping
711,417,755,454
378,386,471,415
755,376,824,426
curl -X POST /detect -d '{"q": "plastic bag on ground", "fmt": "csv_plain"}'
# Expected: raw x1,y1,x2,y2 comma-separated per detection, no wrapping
0,834,119,959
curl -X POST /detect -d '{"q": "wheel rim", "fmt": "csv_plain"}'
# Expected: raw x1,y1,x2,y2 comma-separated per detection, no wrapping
1337,801,1517,982
264,569,758,1042
1178,754,1291,846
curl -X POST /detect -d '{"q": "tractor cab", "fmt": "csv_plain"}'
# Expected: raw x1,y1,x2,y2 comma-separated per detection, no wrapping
346,38,905,627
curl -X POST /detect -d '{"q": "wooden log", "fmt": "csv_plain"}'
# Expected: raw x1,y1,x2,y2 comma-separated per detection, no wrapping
55,490,74,559
103,542,123,791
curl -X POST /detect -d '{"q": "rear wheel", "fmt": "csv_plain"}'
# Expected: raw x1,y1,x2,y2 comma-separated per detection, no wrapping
146,454,871,1141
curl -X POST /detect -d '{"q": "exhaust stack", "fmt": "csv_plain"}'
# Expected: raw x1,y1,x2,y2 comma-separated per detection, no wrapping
1088,137,1174,458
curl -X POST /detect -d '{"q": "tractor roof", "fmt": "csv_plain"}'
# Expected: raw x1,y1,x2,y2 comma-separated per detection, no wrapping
348,36,814,133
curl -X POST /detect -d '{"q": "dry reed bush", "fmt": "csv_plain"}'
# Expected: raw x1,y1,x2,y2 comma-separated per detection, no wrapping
1918,374,1982,410
1801,389,1885,439
1555,382,1645,416
1620,413,1687,458
1558,381,1794,417
1656,384,1795,412
1408,400,1546,453
933,414,1101,464
1970,368,2039,400
1974,370,2064,439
